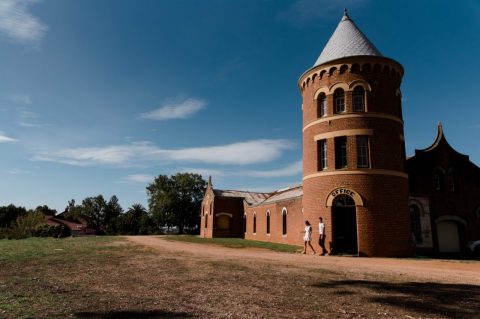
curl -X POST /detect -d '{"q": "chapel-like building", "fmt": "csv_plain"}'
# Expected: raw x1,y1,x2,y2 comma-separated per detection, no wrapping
200,11,480,257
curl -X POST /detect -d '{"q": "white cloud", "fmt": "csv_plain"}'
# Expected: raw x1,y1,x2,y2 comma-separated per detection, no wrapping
0,0,48,45
0,132,17,143
140,98,206,120
7,93,31,105
124,174,152,183
32,139,294,167
245,160,302,178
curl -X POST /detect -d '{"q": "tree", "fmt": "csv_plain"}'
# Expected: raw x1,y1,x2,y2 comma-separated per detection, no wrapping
117,203,148,235
147,173,206,234
0,204,27,228
81,195,107,233
61,199,84,222
35,205,57,216
10,211,45,238
104,195,123,234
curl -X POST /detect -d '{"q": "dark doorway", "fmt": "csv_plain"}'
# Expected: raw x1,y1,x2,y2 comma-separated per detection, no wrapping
332,195,358,254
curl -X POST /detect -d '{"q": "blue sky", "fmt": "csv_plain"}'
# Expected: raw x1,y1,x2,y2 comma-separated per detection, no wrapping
0,0,479,212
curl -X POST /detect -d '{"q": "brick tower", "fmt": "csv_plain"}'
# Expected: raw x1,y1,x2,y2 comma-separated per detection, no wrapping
299,10,411,257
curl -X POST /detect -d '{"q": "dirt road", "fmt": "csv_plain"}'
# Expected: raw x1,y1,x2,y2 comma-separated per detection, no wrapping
127,235,480,285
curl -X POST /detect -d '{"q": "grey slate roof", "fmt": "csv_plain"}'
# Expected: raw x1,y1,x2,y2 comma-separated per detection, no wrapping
314,10,382,67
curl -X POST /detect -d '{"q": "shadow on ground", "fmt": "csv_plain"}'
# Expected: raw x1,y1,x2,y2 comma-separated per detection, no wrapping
75,310,194,319
312,280,480,318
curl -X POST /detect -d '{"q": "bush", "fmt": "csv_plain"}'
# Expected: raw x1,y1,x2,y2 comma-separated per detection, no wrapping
33,225,71,238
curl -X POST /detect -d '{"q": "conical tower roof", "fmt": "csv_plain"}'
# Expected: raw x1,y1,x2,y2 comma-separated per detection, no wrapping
314,9,382,67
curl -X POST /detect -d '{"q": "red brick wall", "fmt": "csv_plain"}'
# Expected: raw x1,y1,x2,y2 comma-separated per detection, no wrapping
243,198,304,246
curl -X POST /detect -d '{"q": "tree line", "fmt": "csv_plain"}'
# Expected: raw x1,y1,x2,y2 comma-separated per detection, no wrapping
0,173,206,239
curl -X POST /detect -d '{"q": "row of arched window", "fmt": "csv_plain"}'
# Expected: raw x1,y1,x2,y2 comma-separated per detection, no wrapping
432,168,458,192
317,86,365,118
244,208,288,236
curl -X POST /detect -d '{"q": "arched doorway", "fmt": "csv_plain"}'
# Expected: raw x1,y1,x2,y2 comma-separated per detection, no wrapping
332,195,358,254
437,221,460,253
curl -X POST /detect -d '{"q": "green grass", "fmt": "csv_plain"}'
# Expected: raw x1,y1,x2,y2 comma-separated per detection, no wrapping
163,235,302,253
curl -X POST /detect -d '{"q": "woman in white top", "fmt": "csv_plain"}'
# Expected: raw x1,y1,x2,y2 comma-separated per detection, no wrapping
302,220,316,255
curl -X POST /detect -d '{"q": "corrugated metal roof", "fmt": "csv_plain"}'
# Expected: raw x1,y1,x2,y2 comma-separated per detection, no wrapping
213,189,270,205
261,185,303,205
313,10,382,67
213,185,303,206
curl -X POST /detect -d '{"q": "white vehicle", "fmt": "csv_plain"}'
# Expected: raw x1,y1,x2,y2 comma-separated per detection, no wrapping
466,240,480,254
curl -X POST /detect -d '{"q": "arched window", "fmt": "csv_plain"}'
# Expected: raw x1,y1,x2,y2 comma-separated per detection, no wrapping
333,195,355,207
266,210,271,234
410,204,423,243
205,213,208,228
253,212,257,234
448,169,458,192
243,214,247,233
282,208,287,235
317,93,327,118
433,169,445,191
352,86,365,112
333,89,345,113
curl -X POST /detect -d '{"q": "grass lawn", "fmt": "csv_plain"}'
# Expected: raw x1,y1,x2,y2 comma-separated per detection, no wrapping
0,237,141,319
0,236,479,318
162,235,302,253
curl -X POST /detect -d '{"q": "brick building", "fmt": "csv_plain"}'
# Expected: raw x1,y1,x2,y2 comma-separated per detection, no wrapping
200,11,480,257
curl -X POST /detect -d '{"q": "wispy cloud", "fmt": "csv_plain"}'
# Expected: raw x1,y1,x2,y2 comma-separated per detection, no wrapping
7,93,31,105
140,97,207,121
0,0,48,45
277,0,367,26
0,132,17,143
8,168,30,174
245,160,302,178
32,139,295,167
123,174,152,183
18,109,49,127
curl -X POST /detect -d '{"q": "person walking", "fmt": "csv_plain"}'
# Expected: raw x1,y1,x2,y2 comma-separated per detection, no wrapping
302,220,316,255
318,217,328,256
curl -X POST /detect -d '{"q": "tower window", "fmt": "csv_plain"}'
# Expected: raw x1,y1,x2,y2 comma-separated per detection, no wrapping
335,136,347,169
352,86,365,112
317,93,327,118
334,89,345,113
253,212,257,234
282,208,287,235
317,139,327,170
356,136,370,168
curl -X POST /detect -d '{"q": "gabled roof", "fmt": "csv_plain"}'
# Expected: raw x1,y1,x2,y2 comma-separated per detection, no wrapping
261,185,303,205
313,9,382,67
212,185,303,207
213,189,270,206
410,122,469,161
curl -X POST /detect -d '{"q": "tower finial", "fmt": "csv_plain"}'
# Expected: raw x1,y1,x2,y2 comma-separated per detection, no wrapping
342,8,350,20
